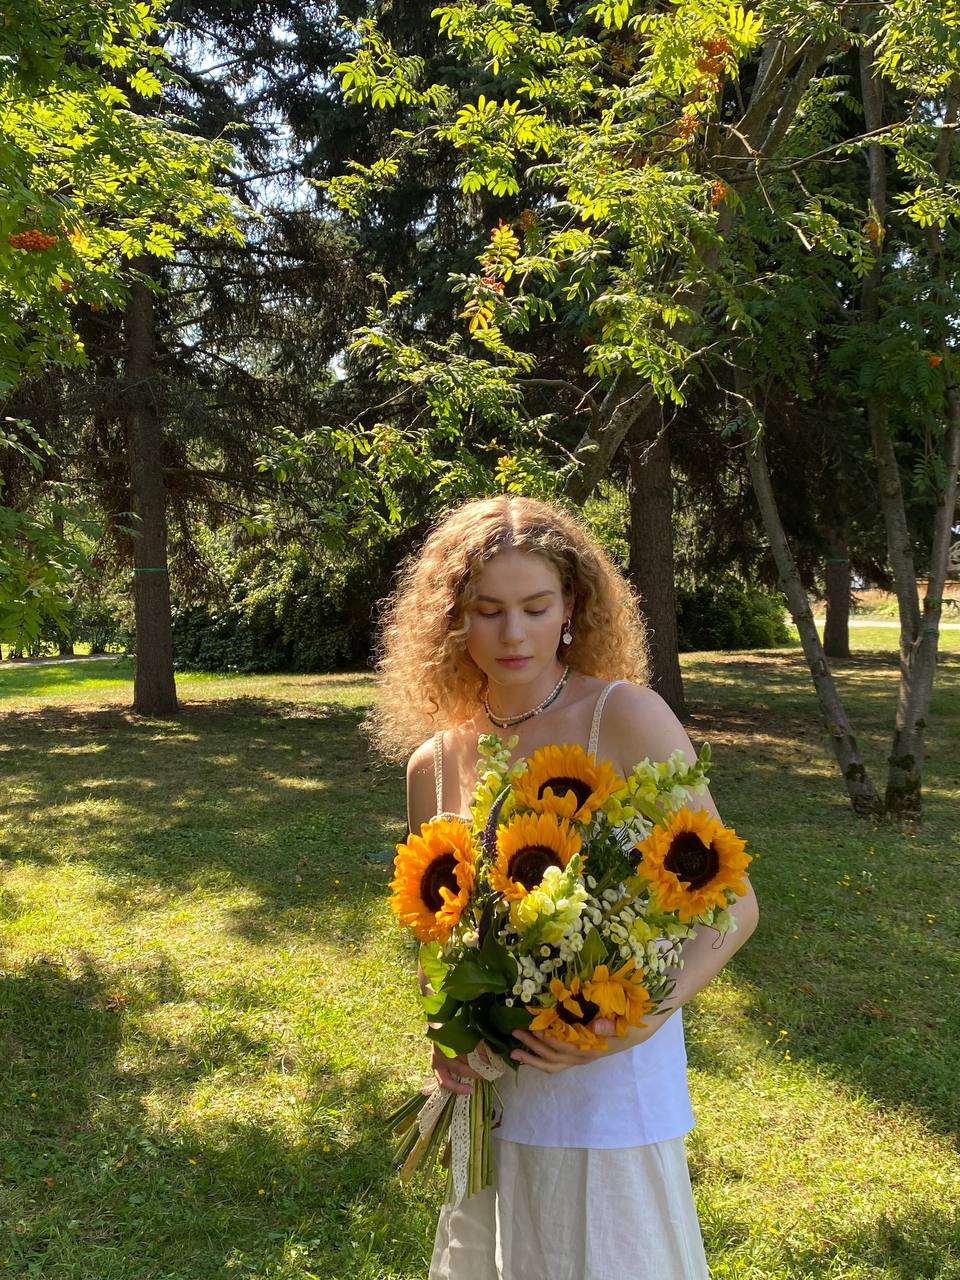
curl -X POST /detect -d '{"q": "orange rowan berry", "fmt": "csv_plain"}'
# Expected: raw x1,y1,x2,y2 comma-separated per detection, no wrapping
703,35,731,57
677,111,700,139
864,218,881,242
928,354,943,367
520,208,537,231
8,229,58,251
710,180,730,207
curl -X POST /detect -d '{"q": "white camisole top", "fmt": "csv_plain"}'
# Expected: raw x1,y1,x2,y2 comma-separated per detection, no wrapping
430,680,695,1149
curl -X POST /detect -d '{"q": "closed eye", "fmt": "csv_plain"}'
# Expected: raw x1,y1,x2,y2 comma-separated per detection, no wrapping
476,608,548,618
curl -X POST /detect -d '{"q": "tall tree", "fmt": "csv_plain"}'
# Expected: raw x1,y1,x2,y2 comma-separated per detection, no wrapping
324,0,959,819
0,0,242,655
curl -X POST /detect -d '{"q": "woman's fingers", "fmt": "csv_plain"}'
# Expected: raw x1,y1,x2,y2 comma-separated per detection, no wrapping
509,1027,604,1073
429,1047,479,1094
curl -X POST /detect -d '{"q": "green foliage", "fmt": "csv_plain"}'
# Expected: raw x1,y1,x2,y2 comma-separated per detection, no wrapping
171,605,277,675
0,0,244,392
0,423,91,646
318,0,959,517
171,541,397,675
676,579,791,651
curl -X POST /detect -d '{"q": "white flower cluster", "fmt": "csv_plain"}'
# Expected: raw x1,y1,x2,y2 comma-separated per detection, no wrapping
510,919,589,1005
503,866,695,1009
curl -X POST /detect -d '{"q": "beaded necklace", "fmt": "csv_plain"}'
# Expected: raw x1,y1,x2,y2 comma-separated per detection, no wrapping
483,664,570,728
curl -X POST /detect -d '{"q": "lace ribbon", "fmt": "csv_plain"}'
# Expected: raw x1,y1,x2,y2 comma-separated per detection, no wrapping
416,1047,505,1204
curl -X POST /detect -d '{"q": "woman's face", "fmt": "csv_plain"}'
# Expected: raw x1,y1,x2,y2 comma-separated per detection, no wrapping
463,549,571,687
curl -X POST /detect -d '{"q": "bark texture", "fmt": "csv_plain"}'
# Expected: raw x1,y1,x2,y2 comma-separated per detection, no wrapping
125,260,178,716
626,407,686,717
822,530,851,661
860,56,960,819
742,415,881,817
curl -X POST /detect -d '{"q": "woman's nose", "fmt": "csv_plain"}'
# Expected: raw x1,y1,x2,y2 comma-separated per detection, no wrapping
500,609,525,643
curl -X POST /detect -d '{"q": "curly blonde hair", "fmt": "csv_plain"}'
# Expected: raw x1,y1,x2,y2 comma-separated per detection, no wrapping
367,495,649,761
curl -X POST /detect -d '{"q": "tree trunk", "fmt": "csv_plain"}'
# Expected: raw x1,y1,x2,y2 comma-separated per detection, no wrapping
859,55,960,819
124,259,177,716
822,530,851,660
881,79,960,819
626,405,686,717
741,410,881,817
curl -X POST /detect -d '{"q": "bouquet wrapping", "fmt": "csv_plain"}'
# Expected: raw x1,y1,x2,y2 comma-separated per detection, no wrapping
388,733,752,1201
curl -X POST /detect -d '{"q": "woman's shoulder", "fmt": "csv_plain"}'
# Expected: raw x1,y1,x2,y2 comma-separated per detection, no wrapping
405,715,482,777
598,680,693,764
406,733,437,778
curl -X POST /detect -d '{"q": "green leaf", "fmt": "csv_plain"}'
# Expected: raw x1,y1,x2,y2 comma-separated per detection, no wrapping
489,1002,532,1035
478,919,518,983
427,1012,482,1057
444,956,510,1000
421,991,460,1020
578,927,606,972
419,940,450,992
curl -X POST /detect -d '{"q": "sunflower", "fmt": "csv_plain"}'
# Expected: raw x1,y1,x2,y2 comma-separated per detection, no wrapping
527,975,608,1050
491,811,582,902
390,818,477,943
636,807,751,920
582,960,652,1036
512,743,624,824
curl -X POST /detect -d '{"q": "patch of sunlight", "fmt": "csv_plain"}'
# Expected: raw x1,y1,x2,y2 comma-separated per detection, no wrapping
258,773,330,792
692,1056,960,1233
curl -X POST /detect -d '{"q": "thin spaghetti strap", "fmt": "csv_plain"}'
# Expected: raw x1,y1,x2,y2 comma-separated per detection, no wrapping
433,730,445,816
588,680,627,757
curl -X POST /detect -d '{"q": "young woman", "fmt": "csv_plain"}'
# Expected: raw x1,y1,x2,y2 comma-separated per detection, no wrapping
370,494,759,1280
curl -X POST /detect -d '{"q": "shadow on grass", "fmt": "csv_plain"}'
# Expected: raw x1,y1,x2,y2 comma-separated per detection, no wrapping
3,660,958,1186
0,951,434,1280
680,649,960,1143
0,697,405,947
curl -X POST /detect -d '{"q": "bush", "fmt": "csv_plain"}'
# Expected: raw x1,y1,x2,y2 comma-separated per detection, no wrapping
32,583,131,655
171,605,281,674
676,580,790,652
171,539,399,674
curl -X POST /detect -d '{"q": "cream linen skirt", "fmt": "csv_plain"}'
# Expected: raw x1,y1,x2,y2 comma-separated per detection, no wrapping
429,1135,710,1280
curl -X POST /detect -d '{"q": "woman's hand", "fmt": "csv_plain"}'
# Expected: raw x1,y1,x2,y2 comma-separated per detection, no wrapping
426,1040,489,1096
510,1012,668,1073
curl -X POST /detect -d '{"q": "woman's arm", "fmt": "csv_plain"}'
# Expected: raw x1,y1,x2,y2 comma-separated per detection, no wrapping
511,683,759,1073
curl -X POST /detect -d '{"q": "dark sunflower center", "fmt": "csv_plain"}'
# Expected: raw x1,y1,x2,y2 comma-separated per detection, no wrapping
420,853,459,913
538,775,593,810
556,996,600,1026
508,844,563,890
664,833,719,890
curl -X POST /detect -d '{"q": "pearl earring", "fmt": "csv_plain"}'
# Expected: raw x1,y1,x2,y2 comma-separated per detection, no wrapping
561,618,573,646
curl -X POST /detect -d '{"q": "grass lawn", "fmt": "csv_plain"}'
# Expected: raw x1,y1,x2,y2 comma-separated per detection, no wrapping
0,641,958,1280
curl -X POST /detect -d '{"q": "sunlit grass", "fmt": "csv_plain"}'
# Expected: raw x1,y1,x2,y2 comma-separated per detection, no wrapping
1,654,957,1279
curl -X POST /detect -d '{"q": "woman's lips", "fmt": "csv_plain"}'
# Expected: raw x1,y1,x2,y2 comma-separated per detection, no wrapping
496,656,530,667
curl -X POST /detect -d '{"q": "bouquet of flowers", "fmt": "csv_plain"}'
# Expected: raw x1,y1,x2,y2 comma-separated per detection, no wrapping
387,733,752,1200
